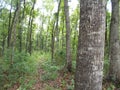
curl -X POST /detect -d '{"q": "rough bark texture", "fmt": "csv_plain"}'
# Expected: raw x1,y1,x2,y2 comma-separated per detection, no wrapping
64,0,72,72
10,0,21,49
75,0,106,90
109,0,120,81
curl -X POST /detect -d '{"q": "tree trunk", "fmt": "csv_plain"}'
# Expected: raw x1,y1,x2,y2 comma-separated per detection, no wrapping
105,13,108,47
26,0,35,55
109,0,120,81
9,0,21,65
7,1,12,48
18,0,25,52
75,0,106,90
64,0,72,72
61,15,65,49
55,0,61,47
51,20,55,62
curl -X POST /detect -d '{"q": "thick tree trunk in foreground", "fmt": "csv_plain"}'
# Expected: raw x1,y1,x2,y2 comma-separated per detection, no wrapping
75,0,106,90
64,0,72,72
109,0,120,81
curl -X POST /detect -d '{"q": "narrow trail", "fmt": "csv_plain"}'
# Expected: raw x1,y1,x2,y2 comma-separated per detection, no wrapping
9,60,74,90
31,66,73,90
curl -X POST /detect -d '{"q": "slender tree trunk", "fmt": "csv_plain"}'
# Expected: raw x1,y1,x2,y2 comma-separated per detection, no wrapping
61,16,65,49
10,0,21,48
9,0,21,65
29,17,34,55
105,13,108,47
51,20,55,62
40,21,44,50
18,0,25,52
7,1,12,48
109,0,120,81
75,0,106,90
36,33,39,50
55,0,61,46
64,0,72,72
26,0,35,54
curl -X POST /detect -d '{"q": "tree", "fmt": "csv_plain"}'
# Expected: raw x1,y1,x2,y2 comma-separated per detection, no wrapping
8,0,21,64
26,0,36,55
64,0,72,72
55,0,61,46
109,0,120,81
18,0,26,52
75,0,106,90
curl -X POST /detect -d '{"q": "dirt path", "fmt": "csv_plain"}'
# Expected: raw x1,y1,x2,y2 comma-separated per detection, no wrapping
31,67,74,90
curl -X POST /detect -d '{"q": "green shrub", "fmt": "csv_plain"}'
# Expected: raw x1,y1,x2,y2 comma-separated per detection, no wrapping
107,83,115,90
18,79,36,90
54,48,66,66
103,54,109,76
0,49,38,89
41,61,59,81
44,84,61,90
41,71,58,81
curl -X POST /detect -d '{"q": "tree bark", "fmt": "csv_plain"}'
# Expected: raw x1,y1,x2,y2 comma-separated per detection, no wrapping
64,0,72,72
75,0,106,90
9,0,21,65
109,0,120,81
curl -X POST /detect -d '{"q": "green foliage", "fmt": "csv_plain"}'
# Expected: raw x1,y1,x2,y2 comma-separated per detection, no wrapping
66,78,74,90
103,51,109,76
41,71,58,81
0,49,38,89
54,48,66,65
71,60,76,73
41,61,59,81
107,83,115,90
44,84,61,90
18,78,36,90
38,52,60,81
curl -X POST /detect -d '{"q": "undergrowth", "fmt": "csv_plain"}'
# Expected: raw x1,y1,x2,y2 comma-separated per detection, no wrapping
0,49,114,90
0,49,40,89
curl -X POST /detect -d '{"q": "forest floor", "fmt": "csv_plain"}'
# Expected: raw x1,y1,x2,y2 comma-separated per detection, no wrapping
31,67,74,90
8,52,120,90
10,68,73,90
10,59,74,90
10,64,117,90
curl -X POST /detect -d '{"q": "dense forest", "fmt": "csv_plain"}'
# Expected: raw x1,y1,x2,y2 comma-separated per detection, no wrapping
0,0,119,90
